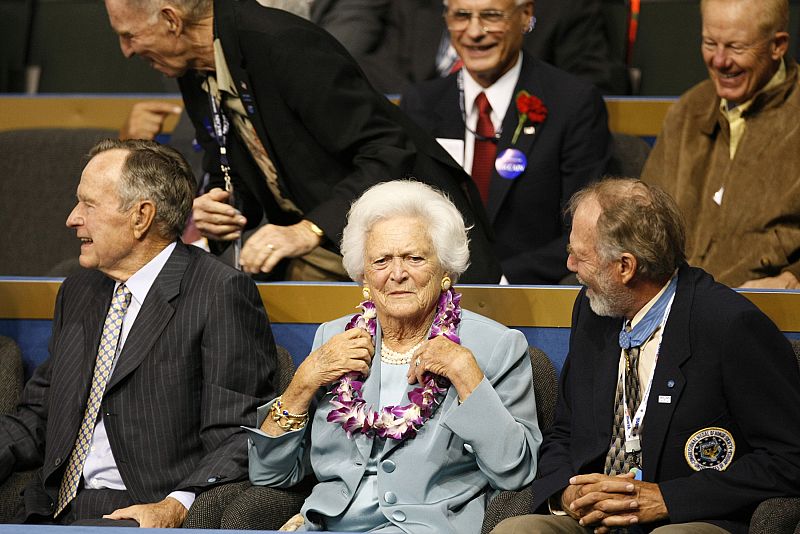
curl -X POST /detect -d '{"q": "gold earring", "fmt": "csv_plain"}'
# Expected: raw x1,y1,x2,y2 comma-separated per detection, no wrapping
362,286,371,300
441,276,452,291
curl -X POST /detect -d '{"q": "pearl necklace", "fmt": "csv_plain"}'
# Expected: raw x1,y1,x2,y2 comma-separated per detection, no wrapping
380,341,422,365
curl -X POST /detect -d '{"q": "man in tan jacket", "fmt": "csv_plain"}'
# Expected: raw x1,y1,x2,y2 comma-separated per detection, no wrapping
642,0,800,289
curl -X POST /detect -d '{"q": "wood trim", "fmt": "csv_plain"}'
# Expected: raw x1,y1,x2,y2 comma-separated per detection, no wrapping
2,280,799,331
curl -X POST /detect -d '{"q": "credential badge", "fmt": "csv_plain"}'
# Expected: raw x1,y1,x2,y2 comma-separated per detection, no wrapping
685,427,735,471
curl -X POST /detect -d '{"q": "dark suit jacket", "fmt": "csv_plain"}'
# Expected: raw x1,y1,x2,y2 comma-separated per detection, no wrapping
532,265,800,533
179,0,502,283
401,53,612,283
357,0,628,96
0,243,276,519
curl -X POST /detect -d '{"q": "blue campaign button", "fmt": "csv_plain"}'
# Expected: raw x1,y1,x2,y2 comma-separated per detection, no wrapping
667,380,675,388
495,148,527,179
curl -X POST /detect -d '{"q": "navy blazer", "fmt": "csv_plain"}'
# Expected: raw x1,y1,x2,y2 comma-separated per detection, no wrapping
401,53,612,283
0,243,276,518
178,0,502,284
532,265,800,533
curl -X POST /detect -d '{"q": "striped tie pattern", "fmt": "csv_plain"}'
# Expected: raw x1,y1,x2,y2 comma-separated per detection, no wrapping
55,284,132,517
604,346,642,476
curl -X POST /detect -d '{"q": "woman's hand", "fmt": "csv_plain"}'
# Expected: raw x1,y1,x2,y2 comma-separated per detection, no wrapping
407,336,484,402
261,328,374,436
297,328,375,389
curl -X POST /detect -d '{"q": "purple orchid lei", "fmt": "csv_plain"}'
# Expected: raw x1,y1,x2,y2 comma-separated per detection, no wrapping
326,288,462,441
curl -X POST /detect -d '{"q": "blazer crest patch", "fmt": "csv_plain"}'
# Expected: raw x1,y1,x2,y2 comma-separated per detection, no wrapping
685,427,735,471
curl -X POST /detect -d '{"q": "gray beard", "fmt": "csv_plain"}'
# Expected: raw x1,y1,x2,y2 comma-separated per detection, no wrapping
578,273,634,318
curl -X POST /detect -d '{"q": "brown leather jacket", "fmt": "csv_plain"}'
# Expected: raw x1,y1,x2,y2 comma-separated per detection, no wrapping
642,59,800,287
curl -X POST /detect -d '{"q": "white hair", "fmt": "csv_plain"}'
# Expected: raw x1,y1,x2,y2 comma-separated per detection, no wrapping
340,180,471,283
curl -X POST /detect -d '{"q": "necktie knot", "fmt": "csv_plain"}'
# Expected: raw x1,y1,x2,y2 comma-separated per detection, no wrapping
475,92,492,117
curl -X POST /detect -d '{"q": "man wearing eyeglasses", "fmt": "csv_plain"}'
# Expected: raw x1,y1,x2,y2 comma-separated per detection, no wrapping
401,0,612,284
641,0,800,290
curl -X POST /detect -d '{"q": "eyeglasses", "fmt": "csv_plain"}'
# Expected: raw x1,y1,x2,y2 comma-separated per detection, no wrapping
444,5,523,33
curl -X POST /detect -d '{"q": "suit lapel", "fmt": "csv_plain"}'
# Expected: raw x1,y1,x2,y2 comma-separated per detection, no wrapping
487,54,545,224
352,323,385,461
105,244,189,391
213,0,282,183
641,269,692,480
593,316,622,454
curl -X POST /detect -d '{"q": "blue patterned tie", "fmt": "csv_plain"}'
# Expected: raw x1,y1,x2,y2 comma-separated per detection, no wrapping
55,284,132,517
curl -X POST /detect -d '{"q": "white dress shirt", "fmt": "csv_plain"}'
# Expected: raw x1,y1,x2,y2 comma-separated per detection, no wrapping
82,242,195,511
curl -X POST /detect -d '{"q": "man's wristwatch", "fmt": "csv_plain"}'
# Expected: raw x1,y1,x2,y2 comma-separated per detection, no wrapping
302,220,324,239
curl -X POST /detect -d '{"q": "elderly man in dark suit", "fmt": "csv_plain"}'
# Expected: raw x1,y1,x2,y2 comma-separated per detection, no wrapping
0,139,275,527
493,178,800,534
103,0,502,284
401,0,612,284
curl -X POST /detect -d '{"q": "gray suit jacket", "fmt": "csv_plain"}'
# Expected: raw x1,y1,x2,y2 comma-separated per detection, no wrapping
248,309,541,533
311,0,389,56
0,242,276,519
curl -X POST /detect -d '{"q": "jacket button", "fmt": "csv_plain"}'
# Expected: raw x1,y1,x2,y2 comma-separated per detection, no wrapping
381,460,396,473
391,510,406,522
384,491,397,504
760,256,771,267
207,477,217,483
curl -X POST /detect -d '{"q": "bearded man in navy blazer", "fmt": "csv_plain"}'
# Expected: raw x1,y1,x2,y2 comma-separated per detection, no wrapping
0,140,275,527
493,178,800,534
401,0,612,284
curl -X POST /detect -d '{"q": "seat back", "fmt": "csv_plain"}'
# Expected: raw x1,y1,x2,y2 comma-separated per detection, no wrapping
0,128,117,276
0,336,26,523
605,132,652,179
529,346,558,433
274,345,296,394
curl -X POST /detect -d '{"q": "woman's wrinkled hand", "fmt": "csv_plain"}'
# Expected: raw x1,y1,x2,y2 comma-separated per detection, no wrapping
297,328,375,390
407,335,484,402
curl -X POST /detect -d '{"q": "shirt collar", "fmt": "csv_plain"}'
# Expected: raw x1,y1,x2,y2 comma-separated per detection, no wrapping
463,51,523,120
630,273,676,329
118,242,177,307
213,38,237,96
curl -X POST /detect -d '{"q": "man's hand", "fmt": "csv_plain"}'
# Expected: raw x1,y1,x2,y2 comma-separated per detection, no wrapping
193,188,247,241
740,271,800,289
120,101,182,141
565,473,668,529
103,496,187,528
239,221,321,274
279,512,304,531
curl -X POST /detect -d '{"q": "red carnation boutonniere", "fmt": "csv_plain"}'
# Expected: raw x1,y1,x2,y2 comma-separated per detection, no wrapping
511,90,547,145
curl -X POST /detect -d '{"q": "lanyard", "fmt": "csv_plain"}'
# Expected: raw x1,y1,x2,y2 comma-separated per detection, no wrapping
621,291,675,456
207,84,242,268
457,70,501,143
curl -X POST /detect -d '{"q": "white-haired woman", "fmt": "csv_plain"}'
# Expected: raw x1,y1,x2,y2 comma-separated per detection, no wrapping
246,181,541,533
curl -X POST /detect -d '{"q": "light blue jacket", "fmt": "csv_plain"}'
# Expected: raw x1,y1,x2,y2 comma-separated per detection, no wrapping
246,309,541,533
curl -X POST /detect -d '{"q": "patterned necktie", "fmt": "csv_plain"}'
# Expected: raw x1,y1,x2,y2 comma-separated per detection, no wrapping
55,284,132,517
605,346,642,476
471,92,496,205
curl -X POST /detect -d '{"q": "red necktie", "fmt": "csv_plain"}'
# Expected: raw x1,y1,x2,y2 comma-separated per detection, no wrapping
471,92,495,205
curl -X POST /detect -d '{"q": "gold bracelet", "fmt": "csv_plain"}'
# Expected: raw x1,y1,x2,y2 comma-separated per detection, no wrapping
270,396,309,431
302,220,325,239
